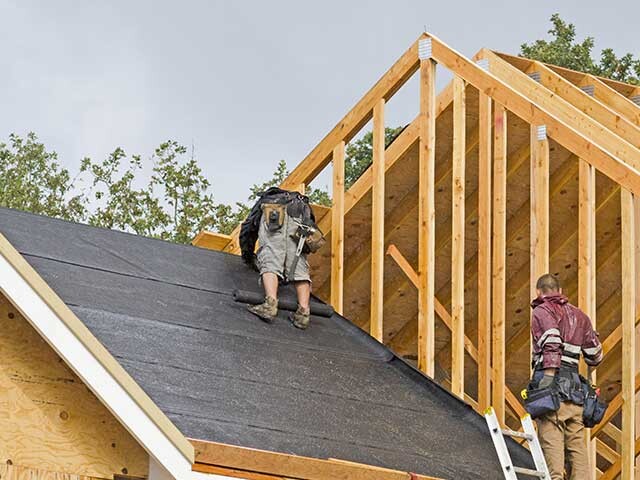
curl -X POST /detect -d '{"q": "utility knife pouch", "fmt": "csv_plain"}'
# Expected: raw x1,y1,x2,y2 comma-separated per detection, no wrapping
262,203,285,232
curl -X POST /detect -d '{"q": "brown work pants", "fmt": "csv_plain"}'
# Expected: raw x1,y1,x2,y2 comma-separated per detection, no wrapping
536,402,589,480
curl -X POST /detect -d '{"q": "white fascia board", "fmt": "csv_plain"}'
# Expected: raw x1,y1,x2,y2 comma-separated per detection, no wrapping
149,459,235,480
0,254,193,479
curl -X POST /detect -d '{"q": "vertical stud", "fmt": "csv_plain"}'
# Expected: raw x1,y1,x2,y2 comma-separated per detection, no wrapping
477,92,492,411
331,141,345,315
370,99,385,342
418,56,436,376
492,104,507,425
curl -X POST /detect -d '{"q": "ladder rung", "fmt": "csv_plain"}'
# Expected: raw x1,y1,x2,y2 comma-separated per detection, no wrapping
501,428,533,441
513,466,546,478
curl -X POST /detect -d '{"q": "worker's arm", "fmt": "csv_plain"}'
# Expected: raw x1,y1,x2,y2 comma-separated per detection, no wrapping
580,311,603,367
531,306,563,371
239,200,263,265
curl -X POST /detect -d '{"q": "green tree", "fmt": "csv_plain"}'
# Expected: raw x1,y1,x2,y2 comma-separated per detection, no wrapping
344,127,404,189
0,133,86,221
81,141,220,243
521,14,640,84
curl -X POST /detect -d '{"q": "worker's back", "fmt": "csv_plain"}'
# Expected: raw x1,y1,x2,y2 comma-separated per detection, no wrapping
530,293,602,370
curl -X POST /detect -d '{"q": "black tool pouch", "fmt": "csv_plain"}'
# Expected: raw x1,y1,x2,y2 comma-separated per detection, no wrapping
261,203,285,232
524,382,560,419
581,377,608,427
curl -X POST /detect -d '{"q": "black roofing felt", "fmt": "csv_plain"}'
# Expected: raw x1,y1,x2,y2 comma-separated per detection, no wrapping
0,207,533,479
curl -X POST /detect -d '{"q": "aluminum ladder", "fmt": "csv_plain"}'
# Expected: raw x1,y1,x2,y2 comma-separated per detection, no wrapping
484,407,551,479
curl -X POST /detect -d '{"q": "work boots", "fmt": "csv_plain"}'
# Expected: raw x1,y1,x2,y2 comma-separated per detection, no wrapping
289,305,310,330
247,296,278,323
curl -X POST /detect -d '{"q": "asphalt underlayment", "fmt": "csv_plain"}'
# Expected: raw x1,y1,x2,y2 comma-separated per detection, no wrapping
0,207,534,479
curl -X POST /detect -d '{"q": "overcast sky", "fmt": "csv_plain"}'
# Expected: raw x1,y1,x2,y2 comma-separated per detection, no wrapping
1,0,638,205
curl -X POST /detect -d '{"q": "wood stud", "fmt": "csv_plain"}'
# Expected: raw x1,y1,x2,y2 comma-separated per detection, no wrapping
370,99,385,342
578,159,597,478
418,56,436,376
621,188,636,480
477,92,492,411
492,103,507,425
331,141,345,315
451,75,466,398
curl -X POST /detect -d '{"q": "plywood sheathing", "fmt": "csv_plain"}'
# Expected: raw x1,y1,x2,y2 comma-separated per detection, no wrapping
0,293,148,479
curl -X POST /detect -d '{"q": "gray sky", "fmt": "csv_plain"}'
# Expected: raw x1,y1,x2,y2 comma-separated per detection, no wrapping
1,0,638,205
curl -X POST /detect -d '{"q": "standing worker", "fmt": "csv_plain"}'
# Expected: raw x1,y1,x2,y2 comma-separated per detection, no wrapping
239,187,323,329
529,273,603,479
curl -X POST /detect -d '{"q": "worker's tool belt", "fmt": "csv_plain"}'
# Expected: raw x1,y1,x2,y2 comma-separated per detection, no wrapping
261,203,286,232
580,376,608,428
523,382,560,419
555,366,584,404
290,222,326,254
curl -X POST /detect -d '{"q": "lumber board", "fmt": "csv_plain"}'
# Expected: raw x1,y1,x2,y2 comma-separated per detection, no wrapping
530,124,550,315
482,49,640,173
418,56,437,377
0,294,148,478
192,230,233,251
578,158,597,478
581,75,640,127
592,372,640,437
492,103,508,425
386,244,528,419
191,439,444,480
599,437,640,480
520,60,640,148
316,118,419,235
477,91,492,412
621,188,636,480
596,438,620,465
314,73,455,238
451,75,466,398
331,141,345,314
369,99,385,341
427,36,640,196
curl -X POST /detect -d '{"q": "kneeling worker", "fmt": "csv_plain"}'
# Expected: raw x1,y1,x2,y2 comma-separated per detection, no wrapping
530,273,603,479
239,187,323,329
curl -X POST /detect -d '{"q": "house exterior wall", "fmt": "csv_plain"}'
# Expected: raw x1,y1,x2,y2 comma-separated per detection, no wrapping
0,293,148,479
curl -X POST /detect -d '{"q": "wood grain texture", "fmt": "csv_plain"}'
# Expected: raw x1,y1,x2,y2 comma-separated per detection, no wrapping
0,294,148,479
0,463,105,480
437,43,640,195
0,233,193,462
331,141,346,314
369,98,385,342
477,92,492,411
620,188,636,480
451,75,466,398
418,58,437,377
492,103,507,425
192,439,444,480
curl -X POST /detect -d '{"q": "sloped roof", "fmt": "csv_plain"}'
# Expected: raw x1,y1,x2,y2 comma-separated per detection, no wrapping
0,207,531,479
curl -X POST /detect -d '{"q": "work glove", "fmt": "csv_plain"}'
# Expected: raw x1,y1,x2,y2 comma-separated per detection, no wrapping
538,373,556,389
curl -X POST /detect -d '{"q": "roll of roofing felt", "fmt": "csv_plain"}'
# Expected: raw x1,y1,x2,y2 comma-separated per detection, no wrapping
232,289,334,318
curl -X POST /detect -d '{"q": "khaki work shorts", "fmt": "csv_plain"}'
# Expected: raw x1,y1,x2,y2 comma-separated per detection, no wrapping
256,212,311,282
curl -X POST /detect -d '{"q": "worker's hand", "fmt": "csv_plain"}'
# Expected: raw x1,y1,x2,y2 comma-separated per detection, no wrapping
538,372,556,389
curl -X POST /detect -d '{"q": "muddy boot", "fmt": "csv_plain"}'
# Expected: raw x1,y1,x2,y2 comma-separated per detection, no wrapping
289,305,310,330
247,296,278,323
